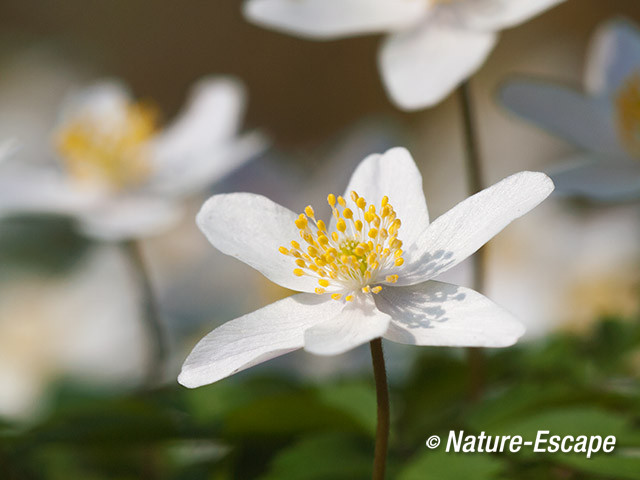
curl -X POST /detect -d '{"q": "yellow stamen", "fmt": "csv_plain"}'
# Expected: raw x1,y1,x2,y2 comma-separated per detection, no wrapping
284,190,406,300
55,101,157,189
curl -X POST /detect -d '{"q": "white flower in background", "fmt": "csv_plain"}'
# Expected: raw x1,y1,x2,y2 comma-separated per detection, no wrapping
500,19,640,202
243,0,564,110
0,77,265,241
179,147,553,388
0,247,146,420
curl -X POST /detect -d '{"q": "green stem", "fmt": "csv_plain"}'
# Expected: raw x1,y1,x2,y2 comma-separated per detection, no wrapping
123,240,167,387
459,81,487,401
370,338,390,480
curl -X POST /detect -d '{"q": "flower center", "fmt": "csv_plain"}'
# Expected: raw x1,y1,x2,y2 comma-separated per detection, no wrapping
279,191,405,301
55,102,157,190
615,72,640,157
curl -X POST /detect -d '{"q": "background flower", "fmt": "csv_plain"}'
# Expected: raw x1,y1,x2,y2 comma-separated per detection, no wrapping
244,0,565,109
0,75,265,241
500,18,640,202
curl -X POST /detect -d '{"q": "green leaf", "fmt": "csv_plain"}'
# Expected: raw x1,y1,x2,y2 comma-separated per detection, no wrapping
556,452,640,480
260,432,371,480
316,381,377,436
398,449,505,480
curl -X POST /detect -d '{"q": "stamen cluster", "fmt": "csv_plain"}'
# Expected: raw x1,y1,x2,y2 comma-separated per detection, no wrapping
56,102,157,189
279,191,404,301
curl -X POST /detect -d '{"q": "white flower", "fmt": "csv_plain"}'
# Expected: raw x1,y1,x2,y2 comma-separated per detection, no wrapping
0,247,147,420
500,18,640,203
178,147,553,388
243,0,564,110
0,77,265,241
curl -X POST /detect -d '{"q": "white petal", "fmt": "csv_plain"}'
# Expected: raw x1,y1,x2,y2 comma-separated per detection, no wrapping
376,281,524,347
57,80,132,126
179,293,342,388
398,171,554,285
499,79,624,156
304,294,390,356
453,0,565,31
585,18,640,95
379,16,497,110
153,77,246,163
0,166,98,218
549,156,640,202
339,147,428,248
196,193,320,292
244,0,427,40
77,195,183,241
149,130,267,197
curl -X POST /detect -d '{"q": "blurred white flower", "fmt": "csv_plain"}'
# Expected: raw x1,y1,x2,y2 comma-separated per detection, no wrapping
500,18,640,202
0,139,18,162
0,77,265,241
178,147,553,388
244,0,564,110
0,247,146,420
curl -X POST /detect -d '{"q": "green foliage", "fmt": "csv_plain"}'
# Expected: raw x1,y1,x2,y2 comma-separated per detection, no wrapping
0,317,638,479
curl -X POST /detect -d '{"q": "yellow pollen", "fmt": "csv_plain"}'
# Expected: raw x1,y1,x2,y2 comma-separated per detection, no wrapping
615,72,640,156
55,101,157,189
305,205,315,218
282,190,406,300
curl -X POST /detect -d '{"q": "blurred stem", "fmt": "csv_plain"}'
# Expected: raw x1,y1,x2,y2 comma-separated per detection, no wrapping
123,240,167,387
370,338,389,480
459,81,487,401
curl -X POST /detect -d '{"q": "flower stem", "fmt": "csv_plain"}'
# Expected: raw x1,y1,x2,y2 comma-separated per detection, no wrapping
459,80,487,401
370,338,390,480
123,240,167,387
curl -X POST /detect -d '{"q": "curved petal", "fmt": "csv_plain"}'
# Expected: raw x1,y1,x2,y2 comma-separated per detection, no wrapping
149,130,267,197
376,281,524,347
76,195,183,241
153,77,246,163
338,147,428,248
0,166,98,218
179,293,343,388
303,293,390,356
196,193,320,292
585,18,640,96
243,0,427,40
549,156,640,202
453,0,565,31
379,16,497,110
398,171,554,286
499,79,624,156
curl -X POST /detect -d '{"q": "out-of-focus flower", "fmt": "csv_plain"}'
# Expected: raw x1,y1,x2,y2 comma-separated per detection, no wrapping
0,140,18,163
0,247,146,420
500,19,640,202
0,77,265,241
178,147,553,388
244,0,564,110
